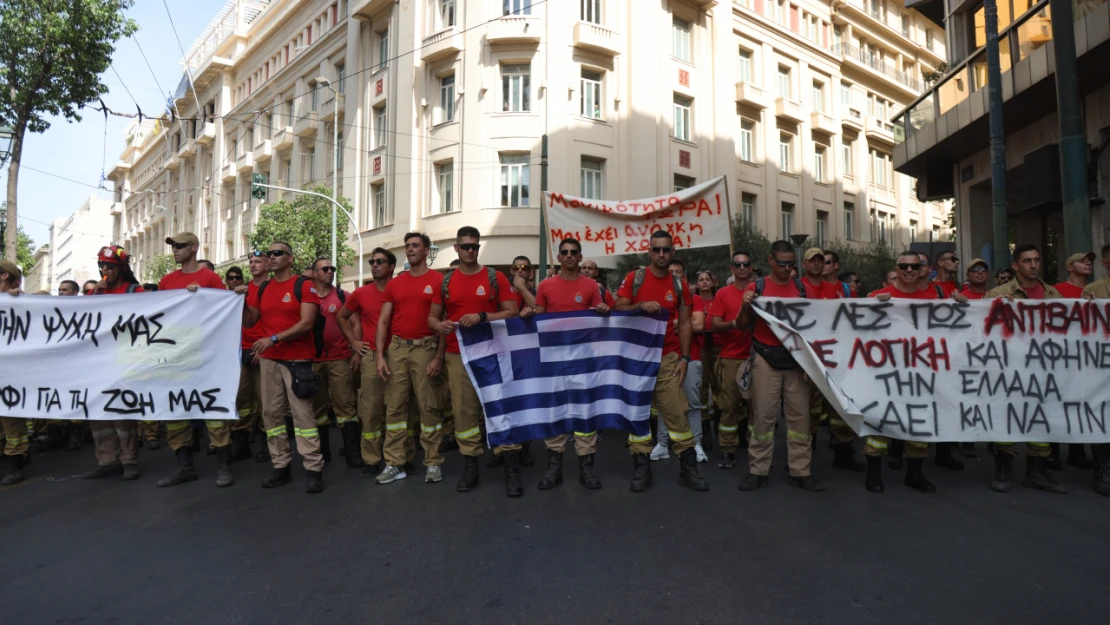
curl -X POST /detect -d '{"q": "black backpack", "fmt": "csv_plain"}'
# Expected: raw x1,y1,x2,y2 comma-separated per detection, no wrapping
258,276,334,358
441,266,499,303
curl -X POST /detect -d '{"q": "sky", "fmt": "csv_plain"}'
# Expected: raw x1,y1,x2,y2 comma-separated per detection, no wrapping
3,0,228,250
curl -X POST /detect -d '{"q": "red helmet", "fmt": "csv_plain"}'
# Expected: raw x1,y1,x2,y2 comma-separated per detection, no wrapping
97,245,131,265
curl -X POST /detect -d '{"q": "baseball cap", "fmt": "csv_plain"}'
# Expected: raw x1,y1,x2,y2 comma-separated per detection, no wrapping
1066,252,1096,266
967,258,989,271
803,247,825,261
0,259,20,281
166,232,200,246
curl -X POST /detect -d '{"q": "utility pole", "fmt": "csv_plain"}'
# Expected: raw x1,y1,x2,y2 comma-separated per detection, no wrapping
1049,0,1092,259
985,0,1010,272
539,134,549,274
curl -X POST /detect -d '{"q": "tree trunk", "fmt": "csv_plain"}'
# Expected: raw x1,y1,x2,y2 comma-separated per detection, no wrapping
4,126,21,264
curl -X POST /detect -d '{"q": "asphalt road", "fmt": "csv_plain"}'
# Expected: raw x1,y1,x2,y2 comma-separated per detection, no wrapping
1,431,1106,625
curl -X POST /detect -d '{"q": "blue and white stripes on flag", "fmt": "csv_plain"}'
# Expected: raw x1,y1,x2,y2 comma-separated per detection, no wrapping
457,311,668,448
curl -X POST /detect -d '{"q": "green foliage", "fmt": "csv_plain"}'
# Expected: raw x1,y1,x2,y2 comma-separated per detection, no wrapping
922,62,950,87
144,253,176,283
248,184,356,280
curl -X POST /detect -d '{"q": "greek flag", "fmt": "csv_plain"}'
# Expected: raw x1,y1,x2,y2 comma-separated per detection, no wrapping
457,311,668,447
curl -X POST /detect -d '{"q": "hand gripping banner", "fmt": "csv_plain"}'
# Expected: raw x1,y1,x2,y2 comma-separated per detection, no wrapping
0,290,242,421
754,297,1110,443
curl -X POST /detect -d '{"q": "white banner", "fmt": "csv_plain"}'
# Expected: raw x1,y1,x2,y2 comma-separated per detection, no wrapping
754,298,1110,443
544,176,730,257
0,290,242,421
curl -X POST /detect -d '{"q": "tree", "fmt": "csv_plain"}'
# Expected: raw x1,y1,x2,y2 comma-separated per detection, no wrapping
143,253,176,283
0,0,138,262
249,184,356,280
14,226,35,273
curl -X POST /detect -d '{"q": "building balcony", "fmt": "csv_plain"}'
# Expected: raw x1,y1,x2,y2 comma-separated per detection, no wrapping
841,106,864,131
320,93,345,122
832,43,922,94
273,126,294,151
254,139,273,163
221,162,237,183
572,21,621,56
775,97,804,124
111,202,124,216
177,138,196,159
236,151,254,173
811,111,839,135
421,28,463,62
865,115,896,144
195,122,216,146
351,0,391,19
735,82,768,108
294,111,319,137
163,152,180,171
487,16,541,44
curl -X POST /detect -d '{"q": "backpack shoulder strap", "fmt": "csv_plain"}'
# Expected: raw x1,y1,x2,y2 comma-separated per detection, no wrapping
671,273,685,309
792,277,807,298
441,269,454,302
841,282,851,298
337,288,347,304
257,280,270,303
293,276,306,303
486,266,499,300
934,284,944,298
755,277,765,297
631,268,646,299
126,283,140,294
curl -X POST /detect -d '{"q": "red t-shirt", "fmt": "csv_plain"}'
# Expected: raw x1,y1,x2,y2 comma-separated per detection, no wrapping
708,285,752,360
383,270,443,340
959,287,987,300
1054,282,1084,298
688,297,705,361
1024,283,1046,300
934,280,959,298
250,276,320,361
616,269,693,357
432,267,515,354
873,285,939,300
94,283,144,295
807,279,841,300
601,288,616,308
315,287,352,362
344,282,389,351
242,281,267,350
746,279,817,348
535,275,602,313
158,267,226,291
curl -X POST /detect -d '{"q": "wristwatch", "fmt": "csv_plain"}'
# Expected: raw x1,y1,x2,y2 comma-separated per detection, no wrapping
270,334,280,344
681,355,691,363
479,311,488,323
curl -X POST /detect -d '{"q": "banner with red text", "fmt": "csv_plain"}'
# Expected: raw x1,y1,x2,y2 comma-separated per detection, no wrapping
544,176,730,257
754,298,1110,443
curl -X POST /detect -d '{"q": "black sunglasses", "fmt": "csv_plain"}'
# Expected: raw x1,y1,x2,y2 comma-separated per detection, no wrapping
171,243,192,251
226,275,244,281
369,258,390,266
558,249,580,256
651,246,673,254
897,263,922,271
458,243,481,252
733,261,751,268
318,266,337,273
773,259,796,268
512,264,531,271
265,250,289,258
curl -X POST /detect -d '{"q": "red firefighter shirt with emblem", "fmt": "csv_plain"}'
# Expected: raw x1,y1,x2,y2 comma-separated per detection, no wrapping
432,268,515,354
250,277,320,361
535,274,602,312
616,269,693,357
315,287,352,362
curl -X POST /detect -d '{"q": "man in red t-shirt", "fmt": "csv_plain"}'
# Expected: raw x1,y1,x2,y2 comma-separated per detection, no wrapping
581,259,615,307
933,251,960,297
708,250,754,468
1055,251,1094,298
337,247,395,475
429,226,518,495
960,258,990,300
309,256,361,469
510,255,538,312
156,232,231,489
734,241,822,493
243,241,326,494
520,237,609,491
374,233,447,486
232,252,270,462
614,231,708,494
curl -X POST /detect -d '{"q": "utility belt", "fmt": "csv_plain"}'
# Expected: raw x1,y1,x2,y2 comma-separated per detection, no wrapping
752,340,799,371
276,360,319,398
391,335,439,347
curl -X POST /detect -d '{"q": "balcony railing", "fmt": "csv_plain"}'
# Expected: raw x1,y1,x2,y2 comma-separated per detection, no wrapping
831,43,922,92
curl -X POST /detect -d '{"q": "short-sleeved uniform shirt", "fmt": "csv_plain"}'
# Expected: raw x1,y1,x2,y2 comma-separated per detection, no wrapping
343,282,389,350
745,279,818,348
616,269,693,357
383,270,443,340
250,277,320,361
242,281,267,351
95,283,144,295
708,285,752,360
432,268,515,354
159,267,226,291
315,287,352,362
535,275,602,313
808,279,842,300
873,284,939,300
1054,282,1084,298
959,287,987,300
934,280,959,298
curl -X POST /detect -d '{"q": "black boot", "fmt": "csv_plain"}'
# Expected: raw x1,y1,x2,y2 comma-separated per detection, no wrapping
341,424,365,468
1023,456,1068,494
935,442,965,471
1094,444,1110,497
865,455,884,493
305,470,325,494
215,446,233,488
737,473,769,491
319,425,332,464
229,430,252,463
578,454,602,489
904,458,936,493
439,435,459,453
1067,444,1093,470
519,442,534,467
157,447,198,487
456,455,480,492
2,454,26,486
66,427,83,451
717,452,736,469
630,453,653,492
678,448,709,492
1046,443,1063,470
83,463,123,480
262,466,293,488
254,434,271,463
991,453,1013,493
486,452,505,467
959,442,977,458
538,450,563,490
702,419,714,453
887,440,904,470
832,442,866,472
504,451,524,498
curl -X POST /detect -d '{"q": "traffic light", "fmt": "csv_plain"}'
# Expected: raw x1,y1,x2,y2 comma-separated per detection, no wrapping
251,173,268,200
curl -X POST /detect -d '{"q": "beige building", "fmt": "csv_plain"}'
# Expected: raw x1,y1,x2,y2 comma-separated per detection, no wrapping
25,245,52,294
109,0,948,286
47,195,115,292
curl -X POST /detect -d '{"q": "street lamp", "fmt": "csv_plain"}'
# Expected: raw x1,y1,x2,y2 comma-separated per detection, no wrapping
789,233,809,269
428,243,439,267
314,76,340,267
0,126,14,163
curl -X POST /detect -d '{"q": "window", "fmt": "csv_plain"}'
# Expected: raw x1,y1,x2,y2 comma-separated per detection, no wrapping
932,224,941,240
374,106,387,147
814,145,827,183
281,158,292,185
500,153,530,207
817,211,829,247
504,0,532,16
304,147,316,182
844,202,855,239
834,26,842,47
580,158,603,199
335,132,344,171
806,15,818,42
781,202,794,238
871,149,891,187
839,82,852,108
373,183,387,226
774,0,786,25
902,14,910,37
673,95,692,141
674,174,696,191
841,140,853,176
812,81,825,112
739,119,754,162
436,162,454,213
871,209,894,244
440,0,456,28
925,29,933,51
337,64,346,94
672,18,691,62
581,69,602,119
308,80,318,112
738,49,752,84
777,67,791,98
439,74,456,123
502,64,530,112
778,132,792,172
284,99,294,127
910,219,918,243
741,192,756,223
582,0,602,24
377,29,389,71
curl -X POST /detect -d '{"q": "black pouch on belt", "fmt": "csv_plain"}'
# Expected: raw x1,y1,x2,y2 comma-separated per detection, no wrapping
280,361,319,398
